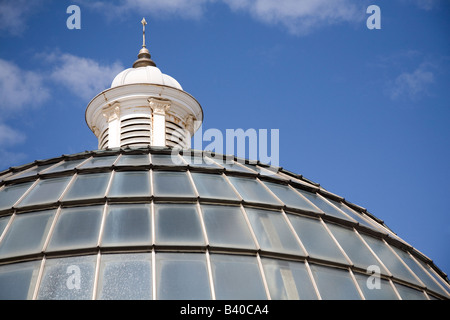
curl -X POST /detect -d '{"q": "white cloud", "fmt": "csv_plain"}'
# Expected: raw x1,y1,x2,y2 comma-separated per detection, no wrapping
81,0,213,19
389,63,435,100
223,0,364,34
0,59,50,113
83,0,365,35
49,53,124,100
0,0,44,36
0,123,26,147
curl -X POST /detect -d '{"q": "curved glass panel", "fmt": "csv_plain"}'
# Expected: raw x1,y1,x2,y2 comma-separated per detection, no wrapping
353,272,399,300
191,173,239,201
394,283,428,300
154,203,205,246
261,258,318,300
78,156,117,169
200,205,256,250
19,177,72,207
107,171,150,198
0,182,33,211
37,255,97,300
288,215,348,264
228,177,281,206
0,210,55,259
156,253,211,300
245,208,305,256
46,206,103,252
210,254,267,300
152,171,196,198
309,264,361,300
263,181,320,213
97,253,152,300
101,204,152,247
115,154,150,166
63,172,111,201
44,159,87,174
0,260,40,300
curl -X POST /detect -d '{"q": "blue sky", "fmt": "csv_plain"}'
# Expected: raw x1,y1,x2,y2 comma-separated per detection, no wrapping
0,0,449,277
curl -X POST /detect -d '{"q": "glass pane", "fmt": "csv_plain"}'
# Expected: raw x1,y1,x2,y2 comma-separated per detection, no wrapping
361,235,421,286
78,156,118,169
201,205,256,250
183,154,221,168
156,253,211,300
19,177,72,207
115,154,150,166
97,253,152,300
0,210,55,259
353,272,399,300
46,206,103,252
37,255,96,300
327,199,381,231
7,163,56,180
44,158,87,174
261,258,318,300
228,177,281,206
309,264,361,300
151,153,184,166
288,215,347,264
208,156,255,173
63,172,111,201
0,260,41,300
326,223,388,273
394,283,428,300
210,254,267,300
108,171,151,197
101,204,152,247
245,208,305,256
0,215,10,236
0,182,33,211
263,181,321,213
414,260,450,297
152,171,196,198
392,248,450,297
191,173,239,201
154,203,205,246
296,190,352,221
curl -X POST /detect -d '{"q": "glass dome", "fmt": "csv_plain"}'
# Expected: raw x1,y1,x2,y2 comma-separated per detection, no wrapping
0,147,448,300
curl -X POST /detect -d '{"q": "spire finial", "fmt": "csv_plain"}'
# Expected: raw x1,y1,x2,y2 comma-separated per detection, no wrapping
133,17,156,68
141,17,147,48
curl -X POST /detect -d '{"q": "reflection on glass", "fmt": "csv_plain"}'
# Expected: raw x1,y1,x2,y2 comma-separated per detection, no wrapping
156,253,211,300
78,156,118,169
261,258,317,300
0,210,55,259
19,177,72,207
37,255,96,300
309,264,361,300
288,215,348,264
101,204,152,247
63,173,111,201
201,205,255,249
191,173,239,200
44,159,87,174
108,171,150,197
210,254,267,300
152,171,196,197
154,204,205,246
46,206,103,252
0,260,40,300
98,253,152,300
246,208,304,256
151,153,184,166
295,190,350,221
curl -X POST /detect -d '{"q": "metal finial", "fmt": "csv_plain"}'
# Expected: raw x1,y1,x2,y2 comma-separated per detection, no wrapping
141,17,147,48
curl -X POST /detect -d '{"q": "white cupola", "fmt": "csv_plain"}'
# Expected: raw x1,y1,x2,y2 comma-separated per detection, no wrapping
85,18,203,150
